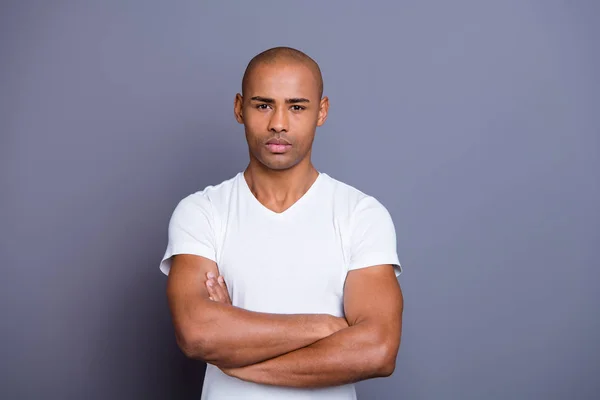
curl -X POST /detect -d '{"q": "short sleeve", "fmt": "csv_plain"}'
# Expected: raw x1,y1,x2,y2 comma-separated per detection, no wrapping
348,196,402,277
159,193,217,275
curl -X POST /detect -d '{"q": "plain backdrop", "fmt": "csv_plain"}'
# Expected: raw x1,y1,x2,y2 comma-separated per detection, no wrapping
1,1,598,399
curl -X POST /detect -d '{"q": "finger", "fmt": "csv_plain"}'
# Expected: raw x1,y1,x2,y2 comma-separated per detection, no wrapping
212,279,226,302
206,272,225,301
206,271,223,299
214,277,231,303
217,276,230,303
206,279,218,300
208,277,228,303
217,276,232,303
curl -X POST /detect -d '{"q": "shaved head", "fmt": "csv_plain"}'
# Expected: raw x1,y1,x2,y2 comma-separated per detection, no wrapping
242,46,324,99
234,46,329,172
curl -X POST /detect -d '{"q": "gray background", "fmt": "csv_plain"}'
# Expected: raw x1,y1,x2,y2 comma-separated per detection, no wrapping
1,1,598,399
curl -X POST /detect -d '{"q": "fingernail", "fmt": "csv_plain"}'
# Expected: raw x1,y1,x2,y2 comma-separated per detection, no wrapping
207,280,213,287
207,272,215,279
218,276,224,283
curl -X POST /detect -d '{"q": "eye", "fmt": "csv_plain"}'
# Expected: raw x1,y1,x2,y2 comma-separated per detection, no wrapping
256,104,270,110
291,105,305,111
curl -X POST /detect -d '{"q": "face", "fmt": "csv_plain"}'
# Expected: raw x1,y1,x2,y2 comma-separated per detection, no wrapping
234,62,329,171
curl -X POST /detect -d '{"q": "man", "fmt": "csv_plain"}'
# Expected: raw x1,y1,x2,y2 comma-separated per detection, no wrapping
159,46,404,399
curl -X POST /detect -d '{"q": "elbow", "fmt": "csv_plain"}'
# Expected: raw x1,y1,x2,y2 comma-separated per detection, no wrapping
176,327,211,360
369,336,399,378
177,327,234,367
375,351,396,377
354,326,399,378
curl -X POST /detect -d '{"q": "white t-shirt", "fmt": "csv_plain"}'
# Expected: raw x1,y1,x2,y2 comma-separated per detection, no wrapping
159,171,402,400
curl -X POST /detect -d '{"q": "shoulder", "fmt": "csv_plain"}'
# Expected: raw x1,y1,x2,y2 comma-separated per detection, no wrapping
322,172,400,273
320,172,391,219
172,173,241,218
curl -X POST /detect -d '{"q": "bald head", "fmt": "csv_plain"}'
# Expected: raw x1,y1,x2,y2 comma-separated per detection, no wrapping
241,47,324,99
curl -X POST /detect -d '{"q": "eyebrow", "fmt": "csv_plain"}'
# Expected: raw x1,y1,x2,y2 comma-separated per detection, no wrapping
250,96,310,104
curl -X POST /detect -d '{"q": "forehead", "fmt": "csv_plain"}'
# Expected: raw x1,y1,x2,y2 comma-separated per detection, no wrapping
245,62,320,99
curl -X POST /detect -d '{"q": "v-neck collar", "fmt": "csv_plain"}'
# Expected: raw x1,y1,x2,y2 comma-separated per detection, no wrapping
239,171,323,218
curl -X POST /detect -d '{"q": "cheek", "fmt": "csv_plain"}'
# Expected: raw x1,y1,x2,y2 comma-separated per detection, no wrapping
243,115,265,137
292,118,317,139
292,112,319,130
243,108,265,125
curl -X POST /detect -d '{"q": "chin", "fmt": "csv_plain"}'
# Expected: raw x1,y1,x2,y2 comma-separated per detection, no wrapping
250,147,306,171
258,156,299,171
261,160,296,171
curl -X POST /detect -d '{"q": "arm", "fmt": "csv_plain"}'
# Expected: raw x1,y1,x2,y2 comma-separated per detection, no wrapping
221,264,403,388
166,253,347,369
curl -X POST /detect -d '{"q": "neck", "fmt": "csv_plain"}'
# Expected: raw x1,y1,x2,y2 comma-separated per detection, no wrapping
243,158,319,212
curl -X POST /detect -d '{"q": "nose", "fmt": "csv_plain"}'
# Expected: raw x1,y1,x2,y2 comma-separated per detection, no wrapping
267,107,288,133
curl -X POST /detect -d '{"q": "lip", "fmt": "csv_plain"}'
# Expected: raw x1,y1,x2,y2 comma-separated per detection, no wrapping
266,138,291,145
265,138,291,154
265,143,291,154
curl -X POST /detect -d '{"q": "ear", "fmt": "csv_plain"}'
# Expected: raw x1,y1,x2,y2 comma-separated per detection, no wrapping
316,96,329,127
234,93,244,124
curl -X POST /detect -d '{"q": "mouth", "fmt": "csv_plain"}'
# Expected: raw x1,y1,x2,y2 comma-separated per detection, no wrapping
266,143,291,154
265,138,292,154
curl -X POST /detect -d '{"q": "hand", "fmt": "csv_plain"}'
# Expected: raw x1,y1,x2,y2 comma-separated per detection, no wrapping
205,271,232,305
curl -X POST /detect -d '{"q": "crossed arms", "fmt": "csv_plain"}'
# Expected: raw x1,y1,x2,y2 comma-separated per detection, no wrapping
166,254,403,388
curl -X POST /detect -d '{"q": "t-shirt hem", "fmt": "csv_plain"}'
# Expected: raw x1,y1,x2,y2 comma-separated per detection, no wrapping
159,243,216,275
348,253,403,276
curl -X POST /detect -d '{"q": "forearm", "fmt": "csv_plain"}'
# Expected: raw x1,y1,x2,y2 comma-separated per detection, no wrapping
180,301,337,368
223,322,398,388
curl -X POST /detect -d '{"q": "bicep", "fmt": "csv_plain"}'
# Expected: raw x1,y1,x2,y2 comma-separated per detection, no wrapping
166,254,220,343
343,264,403,332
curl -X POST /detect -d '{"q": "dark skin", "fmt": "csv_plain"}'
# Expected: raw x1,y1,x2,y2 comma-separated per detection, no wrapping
167,55,404,388
206,265,403,388
166,254,349,369
234,60,329,213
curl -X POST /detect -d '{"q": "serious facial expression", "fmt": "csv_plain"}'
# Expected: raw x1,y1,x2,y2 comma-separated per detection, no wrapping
235,62,328,171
